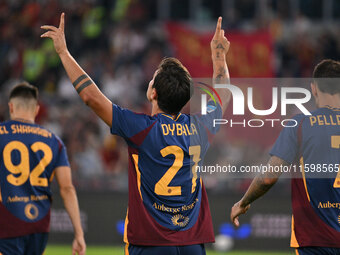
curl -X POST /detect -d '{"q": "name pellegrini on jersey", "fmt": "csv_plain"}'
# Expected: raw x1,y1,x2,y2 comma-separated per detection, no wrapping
310,115,340,126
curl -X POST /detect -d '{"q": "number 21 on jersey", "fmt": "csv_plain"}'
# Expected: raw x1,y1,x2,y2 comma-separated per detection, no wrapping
133,145,201,197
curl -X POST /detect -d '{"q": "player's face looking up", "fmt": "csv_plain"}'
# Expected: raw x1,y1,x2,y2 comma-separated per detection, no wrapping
311,59,340,108
149,57,193,115
8,83,40,122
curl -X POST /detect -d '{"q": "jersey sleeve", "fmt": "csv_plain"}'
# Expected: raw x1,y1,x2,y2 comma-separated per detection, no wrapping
110,104,152,139
269,115,305,164
197,101,222,134
55,136,70,167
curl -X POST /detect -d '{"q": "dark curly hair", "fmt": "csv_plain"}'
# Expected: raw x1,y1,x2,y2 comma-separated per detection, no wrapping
153,57,193,114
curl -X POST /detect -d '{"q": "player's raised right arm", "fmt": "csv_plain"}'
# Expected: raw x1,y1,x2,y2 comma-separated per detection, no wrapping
41,13,112,127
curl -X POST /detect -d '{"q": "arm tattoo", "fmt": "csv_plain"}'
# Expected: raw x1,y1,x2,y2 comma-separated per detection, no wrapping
216,43,224,49
214,74,224,83
241,176,274,206
214,66,227,83
72,74,88,88
240,156,288,207
76,80,93,94
218,66,226,75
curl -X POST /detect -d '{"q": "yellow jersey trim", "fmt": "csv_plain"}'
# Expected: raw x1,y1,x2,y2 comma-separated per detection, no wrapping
300,157,311,202
161,113,182,121
325,106,340,111
290,215,300,248
125,243,129,255
49,170,56,183
132,154,143,200
123,209,129,244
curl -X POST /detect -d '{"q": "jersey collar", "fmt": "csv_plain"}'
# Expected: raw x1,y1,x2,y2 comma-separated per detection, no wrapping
324,105,340,111
161,113,182,121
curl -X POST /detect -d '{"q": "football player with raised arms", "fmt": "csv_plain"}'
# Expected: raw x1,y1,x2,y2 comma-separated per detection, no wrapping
42,13,230,255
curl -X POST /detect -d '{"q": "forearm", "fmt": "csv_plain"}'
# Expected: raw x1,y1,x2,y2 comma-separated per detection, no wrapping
212,53,231,114
212,52,229,83
58,51,112,126
60,186,84,238
59,51,101,103
239,174,277,207
239,156,286,207
41,14,112,126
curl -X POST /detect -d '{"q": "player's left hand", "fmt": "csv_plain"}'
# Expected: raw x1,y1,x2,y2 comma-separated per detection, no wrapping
230,201,250,227
41,13,68,56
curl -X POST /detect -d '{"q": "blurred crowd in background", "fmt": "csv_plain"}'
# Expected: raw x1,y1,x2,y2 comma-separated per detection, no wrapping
1,0,340,192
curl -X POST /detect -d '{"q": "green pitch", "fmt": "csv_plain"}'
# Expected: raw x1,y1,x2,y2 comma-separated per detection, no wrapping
44,245,294,255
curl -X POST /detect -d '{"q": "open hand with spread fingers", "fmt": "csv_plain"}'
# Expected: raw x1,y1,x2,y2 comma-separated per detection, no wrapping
41,13,68,56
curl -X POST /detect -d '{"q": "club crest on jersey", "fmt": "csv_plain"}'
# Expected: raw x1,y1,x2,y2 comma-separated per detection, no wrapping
25,203,39,220
171,214,189,227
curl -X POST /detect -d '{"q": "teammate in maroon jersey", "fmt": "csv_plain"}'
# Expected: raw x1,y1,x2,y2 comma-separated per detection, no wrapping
231,60,340,254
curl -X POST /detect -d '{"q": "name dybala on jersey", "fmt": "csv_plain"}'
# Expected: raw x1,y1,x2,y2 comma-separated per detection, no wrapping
270,106,340,248
0,120,69,238
110,102,221,246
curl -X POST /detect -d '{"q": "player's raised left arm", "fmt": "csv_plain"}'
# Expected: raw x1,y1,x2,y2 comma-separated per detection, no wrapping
41,13,112,127
230,156,287,227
